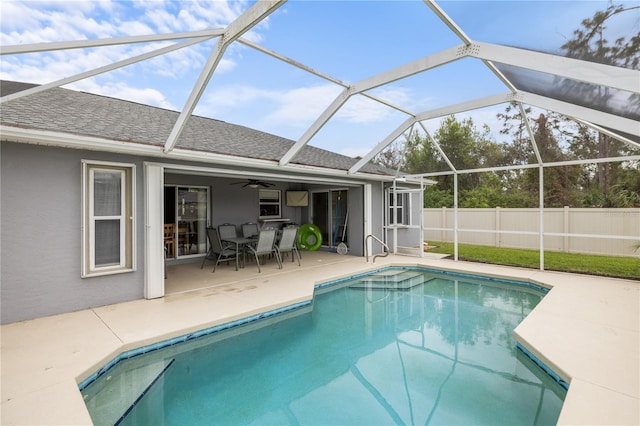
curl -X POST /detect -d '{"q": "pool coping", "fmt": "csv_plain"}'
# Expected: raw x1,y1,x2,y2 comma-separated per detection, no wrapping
1,255,638,425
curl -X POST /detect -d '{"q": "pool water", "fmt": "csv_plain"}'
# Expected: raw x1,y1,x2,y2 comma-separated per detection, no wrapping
82,268,566,425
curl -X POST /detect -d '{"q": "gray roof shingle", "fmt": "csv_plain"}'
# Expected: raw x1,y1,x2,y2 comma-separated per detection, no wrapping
1,80,392,176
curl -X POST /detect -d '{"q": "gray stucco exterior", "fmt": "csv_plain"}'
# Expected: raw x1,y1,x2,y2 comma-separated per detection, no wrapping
0,80,410,324
1,142,145,323
1,141,389,324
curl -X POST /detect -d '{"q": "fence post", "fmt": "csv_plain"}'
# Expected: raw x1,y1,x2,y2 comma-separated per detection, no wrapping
539,166,544,271
441,207,446,242
563,206,570,253
495,207,501,248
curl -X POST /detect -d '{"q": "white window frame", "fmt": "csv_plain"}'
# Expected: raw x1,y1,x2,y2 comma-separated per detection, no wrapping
82,160,136,277
387,187,411,226
258,189,281,219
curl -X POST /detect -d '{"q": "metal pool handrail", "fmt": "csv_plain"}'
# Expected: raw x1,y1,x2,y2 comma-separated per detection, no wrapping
365,234,389,263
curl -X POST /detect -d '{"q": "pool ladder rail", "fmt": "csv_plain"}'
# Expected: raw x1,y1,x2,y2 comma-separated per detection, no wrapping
365,234,389,263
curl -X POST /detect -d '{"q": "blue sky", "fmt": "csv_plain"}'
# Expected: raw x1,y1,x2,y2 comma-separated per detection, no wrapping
1,1,637,158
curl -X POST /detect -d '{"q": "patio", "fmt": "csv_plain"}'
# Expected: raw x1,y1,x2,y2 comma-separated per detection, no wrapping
1,252,638,425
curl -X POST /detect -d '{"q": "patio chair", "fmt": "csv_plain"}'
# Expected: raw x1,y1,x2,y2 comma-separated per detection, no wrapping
218,223,238,240
202,227,238,272
201,226,215,269
241,222,260,239
276,225,301,266
178,225,192,255
245,229,281,273
164,223,175,258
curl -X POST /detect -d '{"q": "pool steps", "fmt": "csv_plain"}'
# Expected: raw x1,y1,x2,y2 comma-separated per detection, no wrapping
82,358,175,425
347,270,435,290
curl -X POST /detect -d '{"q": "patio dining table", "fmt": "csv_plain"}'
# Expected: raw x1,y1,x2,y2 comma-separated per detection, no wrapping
221,236,255,270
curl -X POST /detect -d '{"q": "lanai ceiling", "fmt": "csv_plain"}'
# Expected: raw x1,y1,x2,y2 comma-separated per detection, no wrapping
1,0,639,177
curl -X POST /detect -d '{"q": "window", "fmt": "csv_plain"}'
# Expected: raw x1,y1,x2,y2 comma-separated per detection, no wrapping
259,189,281,218
82,161,135,277
388,189,410,226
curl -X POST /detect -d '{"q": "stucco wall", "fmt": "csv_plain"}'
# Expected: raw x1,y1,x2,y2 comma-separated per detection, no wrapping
1,142,387,323
346,185,364,256
1,142,145,324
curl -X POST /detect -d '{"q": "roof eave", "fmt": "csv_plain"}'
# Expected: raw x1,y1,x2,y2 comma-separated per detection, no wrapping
0,125,402,183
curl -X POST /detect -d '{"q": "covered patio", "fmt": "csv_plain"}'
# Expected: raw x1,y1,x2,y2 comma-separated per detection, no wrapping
166,249,369,295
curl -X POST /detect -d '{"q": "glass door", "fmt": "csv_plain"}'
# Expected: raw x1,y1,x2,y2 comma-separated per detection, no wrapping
165,186,209,258
331,190,348,248
311,192,329,246
311,189,348,249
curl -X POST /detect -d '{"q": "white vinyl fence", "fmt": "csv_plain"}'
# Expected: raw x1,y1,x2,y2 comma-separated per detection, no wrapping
423,207,640,257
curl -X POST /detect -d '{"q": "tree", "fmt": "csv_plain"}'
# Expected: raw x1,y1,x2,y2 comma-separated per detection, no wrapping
518,113,581,207
496,102,534,166
372,138,405,170
401,116,518,207
559,1,640,196
376,2,640,208
402,129,446,176
494,2,640,207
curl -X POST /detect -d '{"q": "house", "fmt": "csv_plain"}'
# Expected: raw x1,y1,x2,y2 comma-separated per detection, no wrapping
0,80,426,324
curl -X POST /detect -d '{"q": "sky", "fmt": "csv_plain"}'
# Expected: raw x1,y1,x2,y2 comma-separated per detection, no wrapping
1,0,637,159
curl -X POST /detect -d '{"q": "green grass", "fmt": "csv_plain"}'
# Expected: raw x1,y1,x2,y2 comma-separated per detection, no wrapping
425,241,640,280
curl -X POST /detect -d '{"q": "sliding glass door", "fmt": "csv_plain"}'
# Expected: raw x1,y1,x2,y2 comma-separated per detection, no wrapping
311,189,348,249
165,186,209,258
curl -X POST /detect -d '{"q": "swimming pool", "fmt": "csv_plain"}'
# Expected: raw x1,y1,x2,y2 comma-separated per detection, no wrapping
81,267,566,425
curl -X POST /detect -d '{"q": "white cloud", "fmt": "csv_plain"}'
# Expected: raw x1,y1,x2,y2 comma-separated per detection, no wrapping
334,85,420,124
0,0,254,109
263,84,343,125
72,78,177,110
338,95,394,124
197,84,271,113
116,20,155,36
196,83,342,128
196,82,417,132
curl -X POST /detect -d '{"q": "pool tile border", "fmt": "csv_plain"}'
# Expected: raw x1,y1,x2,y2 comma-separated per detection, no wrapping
517,343,569,390
78,300,311,390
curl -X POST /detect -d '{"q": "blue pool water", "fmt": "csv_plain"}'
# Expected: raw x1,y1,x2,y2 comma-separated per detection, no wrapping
82,268,566,425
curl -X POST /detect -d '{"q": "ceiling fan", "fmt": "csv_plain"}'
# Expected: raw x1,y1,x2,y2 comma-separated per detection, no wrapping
230,179,275,189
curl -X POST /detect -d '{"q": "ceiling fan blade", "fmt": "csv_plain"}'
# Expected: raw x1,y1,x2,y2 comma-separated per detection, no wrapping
229,179,274,188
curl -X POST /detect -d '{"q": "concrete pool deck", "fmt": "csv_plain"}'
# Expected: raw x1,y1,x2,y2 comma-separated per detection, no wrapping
1,252,638,425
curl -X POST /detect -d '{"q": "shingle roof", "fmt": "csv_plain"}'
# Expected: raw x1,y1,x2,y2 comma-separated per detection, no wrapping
0,80,393,176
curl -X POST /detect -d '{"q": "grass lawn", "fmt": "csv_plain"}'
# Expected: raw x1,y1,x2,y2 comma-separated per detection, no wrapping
425,241,640,280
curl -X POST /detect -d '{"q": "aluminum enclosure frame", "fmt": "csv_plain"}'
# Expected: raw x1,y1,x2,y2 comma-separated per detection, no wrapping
1,0,638,271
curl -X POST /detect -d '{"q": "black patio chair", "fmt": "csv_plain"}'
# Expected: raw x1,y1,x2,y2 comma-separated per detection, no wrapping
218,223,238,240
202,227,237,272
241,222,260,239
